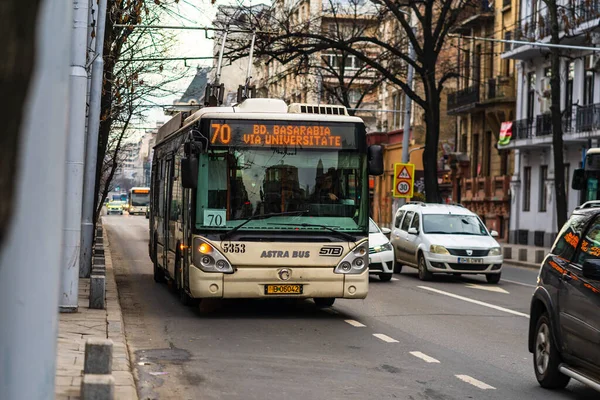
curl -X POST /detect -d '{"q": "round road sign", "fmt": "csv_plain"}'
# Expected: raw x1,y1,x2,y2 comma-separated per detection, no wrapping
397,181,410,195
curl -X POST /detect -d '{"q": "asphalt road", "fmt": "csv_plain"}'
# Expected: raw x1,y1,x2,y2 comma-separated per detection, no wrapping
105,214,599,400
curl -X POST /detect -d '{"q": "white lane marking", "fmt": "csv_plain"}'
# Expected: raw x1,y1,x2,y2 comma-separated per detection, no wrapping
503,278,536,288
391,277,399,281
465,283,510,294
344,319,366,327
418,286,530,318
455,375,496,390
373,333,399,343
409,351,440,363
321,308,339,315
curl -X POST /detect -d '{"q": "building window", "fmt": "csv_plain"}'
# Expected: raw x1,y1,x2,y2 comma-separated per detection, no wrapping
539,165,548,212
321,53,364,71
483,131,492,176
472,134,480,177
565,61,574,111
584,55,596,106
527,72,536,120
392,91,404,129
523,166,531,211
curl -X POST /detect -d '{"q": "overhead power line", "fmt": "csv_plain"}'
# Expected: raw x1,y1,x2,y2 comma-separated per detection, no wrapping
112,24,275,35
450,34,600,53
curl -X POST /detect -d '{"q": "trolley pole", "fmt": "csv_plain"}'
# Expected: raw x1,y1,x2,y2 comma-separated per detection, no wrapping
60,0,89,312
0,0,71,397
81,0,108,278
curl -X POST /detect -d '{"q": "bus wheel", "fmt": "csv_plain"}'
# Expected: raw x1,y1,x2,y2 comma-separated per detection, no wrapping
314,298,335,308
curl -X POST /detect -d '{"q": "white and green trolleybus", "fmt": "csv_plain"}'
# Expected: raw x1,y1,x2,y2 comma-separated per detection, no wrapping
148,98,383,307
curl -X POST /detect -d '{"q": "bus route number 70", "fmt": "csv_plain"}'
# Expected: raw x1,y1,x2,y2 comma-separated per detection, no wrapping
211,124,231,145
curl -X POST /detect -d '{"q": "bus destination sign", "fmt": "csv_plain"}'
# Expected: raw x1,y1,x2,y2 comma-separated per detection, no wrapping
206,120,358,150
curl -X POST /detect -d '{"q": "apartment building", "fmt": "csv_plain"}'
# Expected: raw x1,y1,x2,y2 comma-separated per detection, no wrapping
446,0,519,241
501,0,600,246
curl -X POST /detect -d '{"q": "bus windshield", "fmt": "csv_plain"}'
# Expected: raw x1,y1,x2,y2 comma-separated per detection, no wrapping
131,191,150,207
195,148,367,233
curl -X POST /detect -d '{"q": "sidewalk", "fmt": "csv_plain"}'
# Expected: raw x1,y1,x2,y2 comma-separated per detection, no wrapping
55,229,138,400
501,243,551,269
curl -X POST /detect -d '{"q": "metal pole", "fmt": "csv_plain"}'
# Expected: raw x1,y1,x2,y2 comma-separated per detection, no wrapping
61,0,89,312
0,0,71,397
81,0,107,278
245,32,256,87
449,33,600,52
214,29,229,85
398,20,416,210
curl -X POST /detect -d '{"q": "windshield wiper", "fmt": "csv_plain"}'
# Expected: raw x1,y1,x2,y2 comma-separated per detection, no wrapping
220,210,309,240
272,222,356,241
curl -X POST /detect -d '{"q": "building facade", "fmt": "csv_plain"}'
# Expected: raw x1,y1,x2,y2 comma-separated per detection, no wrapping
501,0,600,246
446,0,518,242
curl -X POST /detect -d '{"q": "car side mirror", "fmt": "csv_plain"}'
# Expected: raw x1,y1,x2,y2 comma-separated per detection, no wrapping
381,227,391,235
408,227,418,235
490,230,499,237
368,145,384,176
572,168,585,190
582,259,600,280
181,157,198,189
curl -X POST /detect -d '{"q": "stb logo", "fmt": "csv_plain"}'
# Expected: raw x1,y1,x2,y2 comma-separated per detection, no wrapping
466,250,473,256
319,246,343,257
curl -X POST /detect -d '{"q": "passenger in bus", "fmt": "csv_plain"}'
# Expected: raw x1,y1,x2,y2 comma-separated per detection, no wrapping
312,171,344,203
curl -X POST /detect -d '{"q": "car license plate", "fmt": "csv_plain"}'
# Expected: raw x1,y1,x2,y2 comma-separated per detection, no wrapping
264,284,303,295
458,257,484,264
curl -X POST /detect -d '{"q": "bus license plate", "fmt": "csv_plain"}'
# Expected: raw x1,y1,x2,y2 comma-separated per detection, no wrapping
458,257,484,264
264,284,303,295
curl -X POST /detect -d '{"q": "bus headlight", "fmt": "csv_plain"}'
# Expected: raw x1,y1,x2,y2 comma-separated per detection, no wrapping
192,238,234,274
334,242,368,274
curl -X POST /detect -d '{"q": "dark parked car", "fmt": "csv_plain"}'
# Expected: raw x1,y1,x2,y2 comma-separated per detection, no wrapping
529,202,600,392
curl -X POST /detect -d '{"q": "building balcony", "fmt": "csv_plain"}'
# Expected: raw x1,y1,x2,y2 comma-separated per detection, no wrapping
500,105,600,149
461,175,510,202
576,103,600,132
447,76,515,115
447,85,479,114
503,1,600,60
459,1,495,28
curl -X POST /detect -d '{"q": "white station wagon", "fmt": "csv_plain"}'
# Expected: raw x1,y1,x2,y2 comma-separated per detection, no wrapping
391,203,503,283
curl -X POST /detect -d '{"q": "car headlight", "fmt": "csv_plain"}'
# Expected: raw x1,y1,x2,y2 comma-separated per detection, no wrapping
192,238,234,274
334,242,368,274
371,243,393,253
430,245,450,255
489,247,501,256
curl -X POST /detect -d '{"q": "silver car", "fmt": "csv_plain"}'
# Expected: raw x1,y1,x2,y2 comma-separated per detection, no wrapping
391,203,503,283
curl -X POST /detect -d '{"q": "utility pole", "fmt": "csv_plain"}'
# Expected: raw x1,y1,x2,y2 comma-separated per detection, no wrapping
398,10,415,212
0,0,71,397
81,0,108,278
61,0,89,312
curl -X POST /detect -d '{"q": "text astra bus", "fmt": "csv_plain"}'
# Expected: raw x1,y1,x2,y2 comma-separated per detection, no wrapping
148,98,383,307
128,187,150,215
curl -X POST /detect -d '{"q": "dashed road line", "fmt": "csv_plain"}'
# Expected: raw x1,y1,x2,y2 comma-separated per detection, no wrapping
344,319,366,327
321,307,339,315
503,279,536,288
391,277,399,281
465,283,509,294
373,333,399,343
409,351,440,363
455,375,496,390
418,286,530,318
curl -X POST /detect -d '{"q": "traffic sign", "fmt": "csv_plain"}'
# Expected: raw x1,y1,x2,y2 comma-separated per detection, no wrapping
393,163,415,198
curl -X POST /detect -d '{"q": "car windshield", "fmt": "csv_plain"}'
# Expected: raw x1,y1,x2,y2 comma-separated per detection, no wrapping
422,214,488,236
368,219,380,234
194,147,368,233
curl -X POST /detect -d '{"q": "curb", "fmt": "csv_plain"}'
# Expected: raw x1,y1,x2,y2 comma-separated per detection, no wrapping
102,223,139,400
504,259,541,270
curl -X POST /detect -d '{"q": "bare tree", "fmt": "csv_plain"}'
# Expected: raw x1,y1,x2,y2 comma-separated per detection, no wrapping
227,0,475,202
93,0,192,222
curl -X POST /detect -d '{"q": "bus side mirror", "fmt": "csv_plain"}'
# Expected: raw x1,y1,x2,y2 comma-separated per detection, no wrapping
572,168,585,190
368,145,384,176
181,157,198,189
